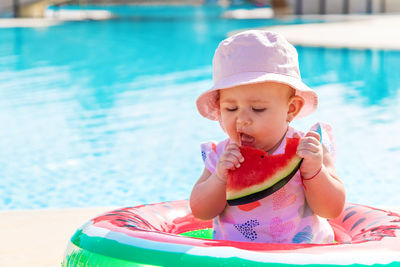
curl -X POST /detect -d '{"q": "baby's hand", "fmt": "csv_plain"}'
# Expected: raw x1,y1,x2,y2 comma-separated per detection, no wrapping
215,142,244,183
294,132,323,179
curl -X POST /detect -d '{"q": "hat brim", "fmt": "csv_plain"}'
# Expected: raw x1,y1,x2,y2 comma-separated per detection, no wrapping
196,72,318,121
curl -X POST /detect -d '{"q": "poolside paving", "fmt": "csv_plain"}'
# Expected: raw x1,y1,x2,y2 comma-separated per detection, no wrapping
0,207,113,267
0,10,114,28
0,18,61,28
263,14,400,50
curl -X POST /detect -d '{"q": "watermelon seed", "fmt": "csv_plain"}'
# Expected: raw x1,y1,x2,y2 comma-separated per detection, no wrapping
260,156,264,158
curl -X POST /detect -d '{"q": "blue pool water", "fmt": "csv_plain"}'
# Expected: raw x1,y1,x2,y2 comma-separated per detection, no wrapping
0,5,399,210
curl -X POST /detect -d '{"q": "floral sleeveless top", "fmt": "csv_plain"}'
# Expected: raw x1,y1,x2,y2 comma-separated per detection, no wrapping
200,123,335,244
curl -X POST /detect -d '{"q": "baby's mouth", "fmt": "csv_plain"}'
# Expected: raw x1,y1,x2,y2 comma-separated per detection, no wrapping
240,133,255,147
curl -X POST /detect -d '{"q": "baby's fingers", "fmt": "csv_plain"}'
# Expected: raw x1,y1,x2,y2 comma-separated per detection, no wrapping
224,143,244,163
297,148,319,159
304,131,321,142
219,159,238,171
221,152,242,168
297,142,320,154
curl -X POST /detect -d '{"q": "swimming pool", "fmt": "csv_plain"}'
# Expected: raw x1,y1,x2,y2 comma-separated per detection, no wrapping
0,5,399,210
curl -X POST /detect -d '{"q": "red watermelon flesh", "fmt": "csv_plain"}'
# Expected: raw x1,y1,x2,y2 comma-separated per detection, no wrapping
226,137,302,206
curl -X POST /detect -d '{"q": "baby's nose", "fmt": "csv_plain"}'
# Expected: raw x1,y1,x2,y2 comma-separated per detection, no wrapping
236,111,251,126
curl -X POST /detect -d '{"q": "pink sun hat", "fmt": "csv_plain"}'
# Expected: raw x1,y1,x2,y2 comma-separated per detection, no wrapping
196,30,318,121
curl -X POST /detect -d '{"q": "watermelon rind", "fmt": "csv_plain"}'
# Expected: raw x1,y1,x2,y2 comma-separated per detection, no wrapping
227,158,302,206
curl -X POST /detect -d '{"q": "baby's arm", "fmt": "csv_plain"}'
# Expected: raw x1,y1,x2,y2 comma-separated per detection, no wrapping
296,131,346,219
190,143,244,220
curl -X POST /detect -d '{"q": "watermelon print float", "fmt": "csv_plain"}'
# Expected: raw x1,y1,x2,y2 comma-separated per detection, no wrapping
63,200,400,266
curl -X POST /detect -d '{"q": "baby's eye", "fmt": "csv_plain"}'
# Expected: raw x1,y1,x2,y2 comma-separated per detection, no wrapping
225,107,238,112
252,107,266,112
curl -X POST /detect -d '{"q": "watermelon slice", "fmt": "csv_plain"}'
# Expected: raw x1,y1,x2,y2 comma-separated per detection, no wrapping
227,137,302,206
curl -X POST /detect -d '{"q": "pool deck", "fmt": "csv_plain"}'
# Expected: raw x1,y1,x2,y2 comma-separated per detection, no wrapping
263,14,400,50
1,13,400,267
0,206,114,267
0,10,115,28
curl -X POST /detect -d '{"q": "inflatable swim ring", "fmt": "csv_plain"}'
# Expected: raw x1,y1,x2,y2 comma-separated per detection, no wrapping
63,200,400,266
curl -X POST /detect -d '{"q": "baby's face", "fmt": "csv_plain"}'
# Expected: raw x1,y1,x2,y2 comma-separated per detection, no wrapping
219,82,294,153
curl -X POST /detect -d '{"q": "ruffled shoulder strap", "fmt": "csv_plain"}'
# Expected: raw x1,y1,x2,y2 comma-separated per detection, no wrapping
310,122,337,161
200,139,230,173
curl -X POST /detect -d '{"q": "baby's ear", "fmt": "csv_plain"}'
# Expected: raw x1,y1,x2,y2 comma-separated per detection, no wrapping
287,96,304,122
